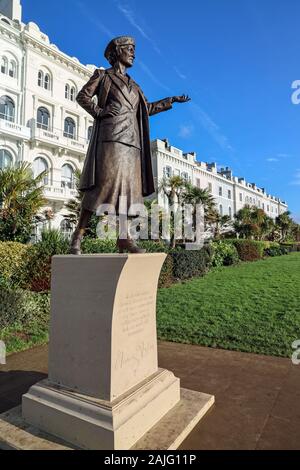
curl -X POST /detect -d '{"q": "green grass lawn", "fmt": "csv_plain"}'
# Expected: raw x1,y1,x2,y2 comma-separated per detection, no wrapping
157,252,300,357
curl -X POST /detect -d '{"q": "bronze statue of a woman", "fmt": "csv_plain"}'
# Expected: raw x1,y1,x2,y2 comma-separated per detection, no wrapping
70,36,190,254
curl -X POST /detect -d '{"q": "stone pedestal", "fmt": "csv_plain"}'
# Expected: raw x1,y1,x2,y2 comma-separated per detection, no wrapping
22,254,214,450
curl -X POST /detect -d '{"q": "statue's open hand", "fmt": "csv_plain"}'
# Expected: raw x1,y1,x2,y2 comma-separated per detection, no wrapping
172,95,191,104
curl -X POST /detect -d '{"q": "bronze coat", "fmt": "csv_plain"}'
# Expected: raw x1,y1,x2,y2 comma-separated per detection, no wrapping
76,67,173,197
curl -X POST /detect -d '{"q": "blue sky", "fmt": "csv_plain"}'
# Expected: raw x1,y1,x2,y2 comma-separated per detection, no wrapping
23,0,300,220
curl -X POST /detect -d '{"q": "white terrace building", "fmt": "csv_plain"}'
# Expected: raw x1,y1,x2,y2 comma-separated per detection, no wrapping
0,1,288,239
151,139,288,219
0,0,98,237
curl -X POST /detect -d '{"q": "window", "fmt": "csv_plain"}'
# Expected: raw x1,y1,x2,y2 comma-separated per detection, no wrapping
164,166,172,178
0,95,15,122
262,203,265,211
208,182,212,192
38,71,51,90
271,206,273,213
62,164,75,189
239,193,243,202
38,71,43,87
1,56,8,75
228,190,231,199
219,186,222,196
65,84,77,102
33,157,49,185
37,107,50,130
9,60,16,78
196,178,201,188
181,172,189,181
229,207,232,218
61,220,73,240
65,84,70,100
0,149,13,169
87,125,93,141
267,205,270,212
64,117,76,139
70,87,76,102
44,73,51,90
250,197,252,204
219,204,223,216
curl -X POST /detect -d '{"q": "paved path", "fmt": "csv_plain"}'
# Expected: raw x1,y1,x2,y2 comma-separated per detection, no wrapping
0,342,299,449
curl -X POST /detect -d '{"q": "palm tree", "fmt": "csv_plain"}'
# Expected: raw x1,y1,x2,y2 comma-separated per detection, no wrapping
291,222,300,242
63,169,82,226
182,184,216,242
275,211,293,241
0,162,47,243
158,175,186,248
234,205,257,239
206,209,232,239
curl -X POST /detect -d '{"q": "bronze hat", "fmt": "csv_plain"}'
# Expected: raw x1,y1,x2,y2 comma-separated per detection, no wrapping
104,36,135,60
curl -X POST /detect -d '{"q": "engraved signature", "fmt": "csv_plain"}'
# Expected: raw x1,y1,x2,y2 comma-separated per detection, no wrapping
114,341,155,372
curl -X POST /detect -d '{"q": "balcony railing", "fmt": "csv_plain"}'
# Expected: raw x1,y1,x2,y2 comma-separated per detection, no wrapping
0,118,31,139
31,125,89,154
43,180,78,201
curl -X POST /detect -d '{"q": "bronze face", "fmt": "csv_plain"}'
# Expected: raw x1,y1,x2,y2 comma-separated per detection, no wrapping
117,44,135,68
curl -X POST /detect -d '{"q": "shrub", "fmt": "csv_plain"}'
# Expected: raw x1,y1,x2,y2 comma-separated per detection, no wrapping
138,240,168,253
82,237,118,253
212,241,239,267
158,254,174,288
265,246,283,257
82,238,168,254
280,243,300,253
22,230,69,292
0,285,50,330
170,245,213,280
0,242,29,283
227,239,265,262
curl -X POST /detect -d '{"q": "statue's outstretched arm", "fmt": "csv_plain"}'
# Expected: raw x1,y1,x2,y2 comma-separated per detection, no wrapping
146,95,191,116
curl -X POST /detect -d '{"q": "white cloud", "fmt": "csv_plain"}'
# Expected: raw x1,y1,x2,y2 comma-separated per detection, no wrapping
267,158,279,162
179,124,194,138
76,1,115,38
137,60,171,93
174,66,187,80
290,169,300,186
277,153,290,158
190,102,234,152
117,3,161,55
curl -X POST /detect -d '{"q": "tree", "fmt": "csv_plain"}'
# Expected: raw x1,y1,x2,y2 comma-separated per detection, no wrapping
206,209,232,239
158,175,186,248
182,184,216,241
275,211,294,241
0,163,47,243
63,169,99,237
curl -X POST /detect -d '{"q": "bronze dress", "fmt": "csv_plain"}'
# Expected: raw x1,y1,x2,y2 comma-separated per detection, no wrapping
81,71,143,216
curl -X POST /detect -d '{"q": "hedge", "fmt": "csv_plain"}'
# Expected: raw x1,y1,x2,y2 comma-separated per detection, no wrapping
212,241,239,267
226,239,265,261
158,255,174,288
280,243,300,253
170,245,213,281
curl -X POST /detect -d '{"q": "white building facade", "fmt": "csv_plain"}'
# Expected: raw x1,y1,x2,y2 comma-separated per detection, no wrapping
151,139,288,219
0,0,98,237
0,0,288,239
